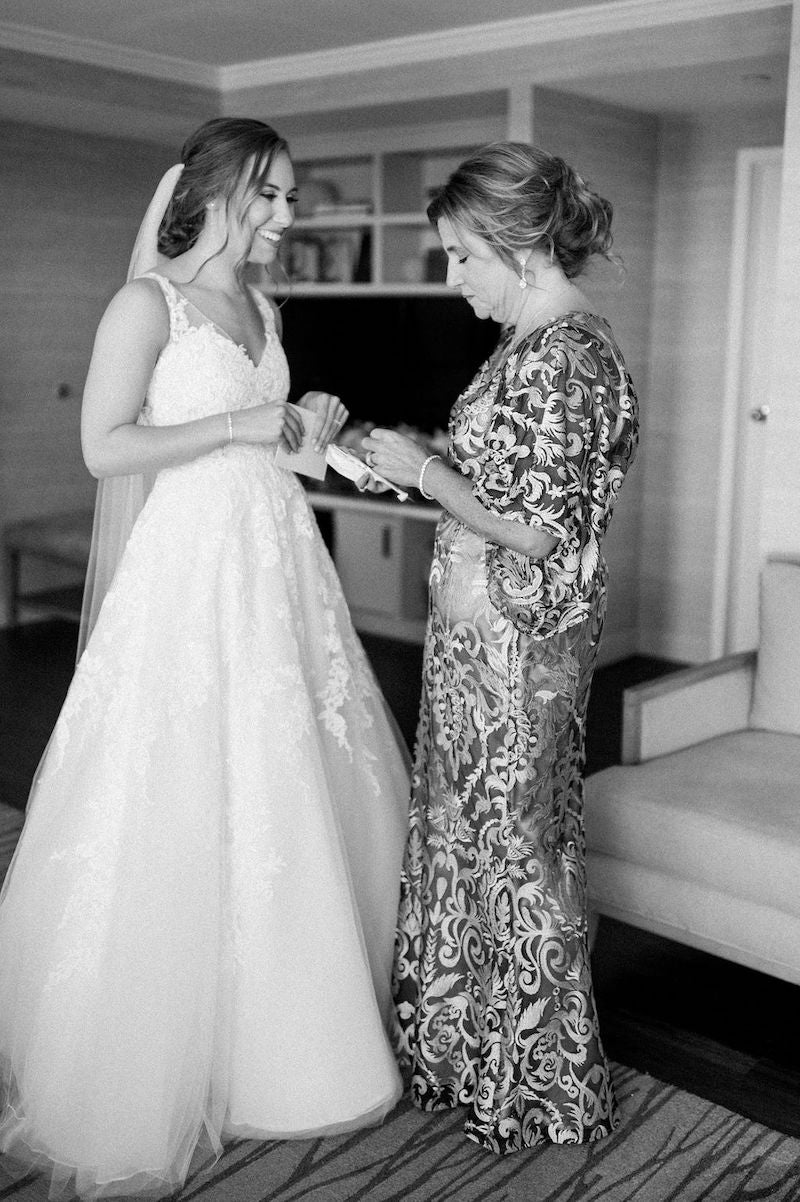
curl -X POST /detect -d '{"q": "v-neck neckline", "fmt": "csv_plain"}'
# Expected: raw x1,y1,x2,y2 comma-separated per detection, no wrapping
170,282,267,370
486,310,599,378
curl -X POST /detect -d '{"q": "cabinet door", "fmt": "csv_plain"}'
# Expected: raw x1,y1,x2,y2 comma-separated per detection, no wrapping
400,519,436,620
334,512,404,616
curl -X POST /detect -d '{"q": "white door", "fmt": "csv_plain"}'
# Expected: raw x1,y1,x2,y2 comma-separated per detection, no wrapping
713,147,782,655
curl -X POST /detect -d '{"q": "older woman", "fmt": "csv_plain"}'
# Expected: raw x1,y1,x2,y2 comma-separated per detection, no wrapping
363,142,638,1154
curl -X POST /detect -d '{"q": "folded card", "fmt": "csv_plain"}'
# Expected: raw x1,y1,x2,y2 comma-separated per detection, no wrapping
325,445,409,501
274,404,327,481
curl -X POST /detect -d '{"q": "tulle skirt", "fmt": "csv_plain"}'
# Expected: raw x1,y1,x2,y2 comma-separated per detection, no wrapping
0,447,410,1196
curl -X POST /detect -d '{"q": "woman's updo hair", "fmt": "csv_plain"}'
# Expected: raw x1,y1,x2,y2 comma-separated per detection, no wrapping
427,142,614,279
158,117,289,258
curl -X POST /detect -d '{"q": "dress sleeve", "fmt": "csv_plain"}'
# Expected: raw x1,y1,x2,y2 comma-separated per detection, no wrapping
472,332,584,540
475,321,639,639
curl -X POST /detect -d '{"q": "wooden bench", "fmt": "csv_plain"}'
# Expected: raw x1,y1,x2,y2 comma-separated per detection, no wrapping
3,510,94,626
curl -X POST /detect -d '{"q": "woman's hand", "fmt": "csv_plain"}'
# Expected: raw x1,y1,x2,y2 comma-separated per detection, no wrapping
298,391,348,452
232,402,305,452
360,428,429,488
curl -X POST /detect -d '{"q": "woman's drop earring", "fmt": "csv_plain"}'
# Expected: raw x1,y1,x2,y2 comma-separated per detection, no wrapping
518,256,528,289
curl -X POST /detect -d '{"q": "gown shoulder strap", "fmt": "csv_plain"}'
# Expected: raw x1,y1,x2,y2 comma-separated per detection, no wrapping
139,272,190,341
249,286,279,333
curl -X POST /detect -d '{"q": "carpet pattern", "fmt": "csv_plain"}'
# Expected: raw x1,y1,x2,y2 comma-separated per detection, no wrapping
0,805,798,1201
171,1065,800,1202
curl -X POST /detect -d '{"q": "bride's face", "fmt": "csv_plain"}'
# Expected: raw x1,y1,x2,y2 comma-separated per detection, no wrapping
235,152,298,265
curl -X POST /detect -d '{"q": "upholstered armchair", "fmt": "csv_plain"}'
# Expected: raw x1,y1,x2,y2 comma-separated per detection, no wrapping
586,558,800,985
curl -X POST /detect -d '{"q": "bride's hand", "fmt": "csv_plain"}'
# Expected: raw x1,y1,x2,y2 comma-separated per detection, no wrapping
361,428,429,489
298,391,348,452
232,402,304,452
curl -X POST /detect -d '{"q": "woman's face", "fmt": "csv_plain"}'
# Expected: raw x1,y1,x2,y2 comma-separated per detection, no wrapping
437,215,520,325
235,151,298,264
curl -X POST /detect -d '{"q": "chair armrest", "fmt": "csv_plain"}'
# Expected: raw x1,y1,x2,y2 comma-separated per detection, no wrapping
621,651,756,763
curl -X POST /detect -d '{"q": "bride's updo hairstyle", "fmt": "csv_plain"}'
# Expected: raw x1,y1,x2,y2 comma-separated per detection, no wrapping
158,117,289,258
427,142,614,279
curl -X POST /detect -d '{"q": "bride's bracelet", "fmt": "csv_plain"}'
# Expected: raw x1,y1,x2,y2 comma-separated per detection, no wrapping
226,412,234,445
418,454,442,501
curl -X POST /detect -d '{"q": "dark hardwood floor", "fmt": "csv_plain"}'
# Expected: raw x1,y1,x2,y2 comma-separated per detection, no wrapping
2,616,799,1138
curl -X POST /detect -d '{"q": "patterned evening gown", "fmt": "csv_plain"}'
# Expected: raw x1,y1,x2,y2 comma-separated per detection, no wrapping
392,312,639,1154
0,275,409,1197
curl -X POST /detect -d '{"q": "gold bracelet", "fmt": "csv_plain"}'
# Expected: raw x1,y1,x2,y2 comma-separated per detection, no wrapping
418,454,441,500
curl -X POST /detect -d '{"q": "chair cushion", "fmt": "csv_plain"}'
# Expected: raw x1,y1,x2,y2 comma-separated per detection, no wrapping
585,730,800,917
750,559,800,736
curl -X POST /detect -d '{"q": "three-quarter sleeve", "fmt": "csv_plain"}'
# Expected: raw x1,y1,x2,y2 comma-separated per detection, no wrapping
472,336,590,540
475,319,638,639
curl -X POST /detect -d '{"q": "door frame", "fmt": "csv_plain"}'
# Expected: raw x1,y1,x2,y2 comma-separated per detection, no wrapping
709,145,782,658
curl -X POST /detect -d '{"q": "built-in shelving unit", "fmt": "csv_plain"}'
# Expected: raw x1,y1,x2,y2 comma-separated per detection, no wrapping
281,147,472,295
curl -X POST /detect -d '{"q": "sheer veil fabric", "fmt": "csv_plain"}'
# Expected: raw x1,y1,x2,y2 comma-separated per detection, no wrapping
77,163,184,661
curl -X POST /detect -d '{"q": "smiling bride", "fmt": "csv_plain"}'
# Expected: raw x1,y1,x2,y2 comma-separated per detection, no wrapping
0,117,410,1198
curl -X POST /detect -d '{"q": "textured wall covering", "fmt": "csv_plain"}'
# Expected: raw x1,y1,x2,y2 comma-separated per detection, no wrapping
0,121,171,610
638,104,786,664
532,87,659,666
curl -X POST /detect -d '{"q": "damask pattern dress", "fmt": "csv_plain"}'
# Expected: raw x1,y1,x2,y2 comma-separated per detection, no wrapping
392,312,638,1154
0,275,409,1198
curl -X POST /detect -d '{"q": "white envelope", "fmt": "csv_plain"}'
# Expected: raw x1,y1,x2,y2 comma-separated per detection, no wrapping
325,445,409,502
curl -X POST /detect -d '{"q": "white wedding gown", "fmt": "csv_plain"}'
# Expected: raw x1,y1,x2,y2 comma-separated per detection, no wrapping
0,275,410,1197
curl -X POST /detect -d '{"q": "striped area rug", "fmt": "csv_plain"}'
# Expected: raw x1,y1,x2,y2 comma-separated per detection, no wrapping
0,804,797,1201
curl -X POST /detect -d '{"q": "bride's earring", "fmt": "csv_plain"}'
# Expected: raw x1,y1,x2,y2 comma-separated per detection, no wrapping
517,256,529,290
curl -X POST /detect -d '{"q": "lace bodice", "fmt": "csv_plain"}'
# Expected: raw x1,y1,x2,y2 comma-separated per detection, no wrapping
141,274,290,426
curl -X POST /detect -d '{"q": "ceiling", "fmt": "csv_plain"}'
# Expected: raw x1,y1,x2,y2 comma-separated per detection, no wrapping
0,0,790,139
0,0,600,66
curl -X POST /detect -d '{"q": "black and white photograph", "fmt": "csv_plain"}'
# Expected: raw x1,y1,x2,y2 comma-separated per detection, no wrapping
0,1,799,1199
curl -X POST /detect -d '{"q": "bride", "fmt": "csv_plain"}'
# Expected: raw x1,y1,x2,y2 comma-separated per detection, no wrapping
0,117,409,1198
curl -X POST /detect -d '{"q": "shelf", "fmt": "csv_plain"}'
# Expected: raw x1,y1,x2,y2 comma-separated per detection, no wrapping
293,214,374,230
285,144,473,291
308,491,441,522
375,213,429,227
273,282,452,297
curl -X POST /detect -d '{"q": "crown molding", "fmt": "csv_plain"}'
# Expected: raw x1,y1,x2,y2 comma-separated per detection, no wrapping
0,0,786,91
219,0,786,90
0,21,217,87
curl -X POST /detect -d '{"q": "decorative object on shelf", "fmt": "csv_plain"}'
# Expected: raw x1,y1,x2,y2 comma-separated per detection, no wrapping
285,148,483,292
285,236,322,282
424,247,448,283
352,230,372,284
295,177,340,218
320,233,360,284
